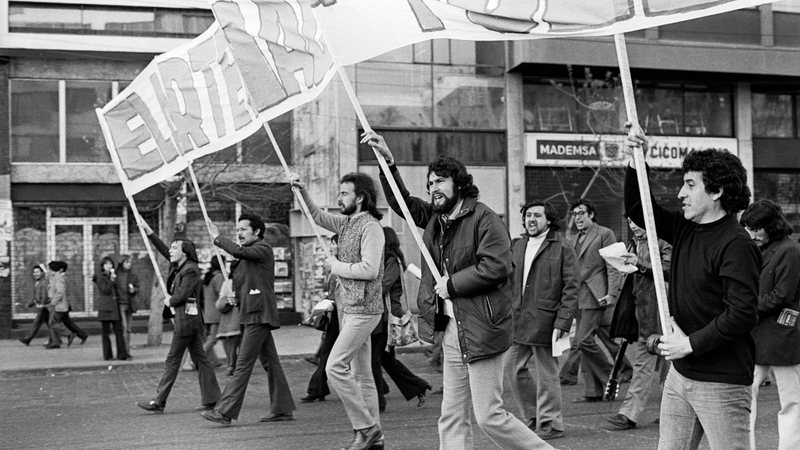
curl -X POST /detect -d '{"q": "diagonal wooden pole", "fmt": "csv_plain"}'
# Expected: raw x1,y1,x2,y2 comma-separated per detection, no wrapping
336,66,444,285
614,34,672,336
262,123,331,255
185,164,229,279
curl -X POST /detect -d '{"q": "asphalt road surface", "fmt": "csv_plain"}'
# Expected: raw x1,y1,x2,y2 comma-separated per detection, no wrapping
0,353,781,449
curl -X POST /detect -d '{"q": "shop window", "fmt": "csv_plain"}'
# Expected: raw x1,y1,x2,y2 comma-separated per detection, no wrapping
433,66,505,129
356,62,433,128
524,78,733,137
66,81,112,162
357,129,506,165
9,2,213,38
752,93,794,138
10,79,59,162
754,171,800,239
11,206,48,316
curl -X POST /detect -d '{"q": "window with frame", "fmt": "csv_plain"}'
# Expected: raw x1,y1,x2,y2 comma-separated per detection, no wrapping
8,2,214,38
10,78,121,163
752,91,798,138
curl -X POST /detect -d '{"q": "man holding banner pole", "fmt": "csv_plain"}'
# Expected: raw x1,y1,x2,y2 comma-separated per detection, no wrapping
364,131,551,450
625,130,760,450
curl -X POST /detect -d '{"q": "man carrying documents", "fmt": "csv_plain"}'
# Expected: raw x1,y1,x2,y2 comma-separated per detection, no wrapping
504,201,579,440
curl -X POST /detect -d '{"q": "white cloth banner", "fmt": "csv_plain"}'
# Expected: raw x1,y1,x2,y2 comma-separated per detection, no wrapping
97,0,776,195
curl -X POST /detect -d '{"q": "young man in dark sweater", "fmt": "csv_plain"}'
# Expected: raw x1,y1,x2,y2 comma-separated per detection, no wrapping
625,133,760,450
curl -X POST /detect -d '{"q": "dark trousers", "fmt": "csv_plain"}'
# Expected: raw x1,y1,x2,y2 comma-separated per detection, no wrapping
380,343,431,401
101,320,129,360
307,328,339,397
49,311,74,345
61,312,87,339
371,327,390,409
154,328,221,408
23,307,50,342
216,324,295,420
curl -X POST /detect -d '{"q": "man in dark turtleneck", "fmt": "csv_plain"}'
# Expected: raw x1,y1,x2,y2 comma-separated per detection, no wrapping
625,132,760,450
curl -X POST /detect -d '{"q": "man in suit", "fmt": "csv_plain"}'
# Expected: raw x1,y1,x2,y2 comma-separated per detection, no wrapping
136,225,221,413
741,200,800,450
567,199,623,402
201,214,295,425
505,200,578,440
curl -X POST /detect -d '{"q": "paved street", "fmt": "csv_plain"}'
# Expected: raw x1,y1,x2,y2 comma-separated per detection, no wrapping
0,340,783,450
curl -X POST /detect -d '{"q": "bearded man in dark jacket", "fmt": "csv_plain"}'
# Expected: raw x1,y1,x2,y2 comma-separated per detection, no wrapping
364,131,551,450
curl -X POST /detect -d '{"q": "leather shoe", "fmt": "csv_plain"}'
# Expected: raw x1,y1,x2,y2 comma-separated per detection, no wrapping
79,335,88,345
573,396,603,403
18,338,31,346
342,424,382,450
536,427,564,440
201,410,231,425
259,412,294,422
44,343,61,349
67,334,75,347
118,355,133,361
194,403,216,411
300,394,325,403
606,413,636,430
136,400,164,413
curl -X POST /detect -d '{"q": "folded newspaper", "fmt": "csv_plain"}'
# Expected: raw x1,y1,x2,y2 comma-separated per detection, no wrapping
599,242,638,274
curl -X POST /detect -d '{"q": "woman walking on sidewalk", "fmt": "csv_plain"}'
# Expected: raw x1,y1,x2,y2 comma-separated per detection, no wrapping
135,218,221,413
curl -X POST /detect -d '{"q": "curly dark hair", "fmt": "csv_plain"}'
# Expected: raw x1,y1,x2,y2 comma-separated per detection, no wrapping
340,172,383,220
238,213,265,239
426,156,479,198
682,149,751,214
520,200,560,232
569,198,596,217
740,199,793,241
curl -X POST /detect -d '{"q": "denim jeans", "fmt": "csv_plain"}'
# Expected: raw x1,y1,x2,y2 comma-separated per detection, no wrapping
659,366,752,450
750,363,800,450
326,312,382,430
439,320,552,450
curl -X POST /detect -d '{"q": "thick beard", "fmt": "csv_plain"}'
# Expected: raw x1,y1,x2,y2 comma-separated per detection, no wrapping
431,192,460,214
527,224,548,238
340,202,357,216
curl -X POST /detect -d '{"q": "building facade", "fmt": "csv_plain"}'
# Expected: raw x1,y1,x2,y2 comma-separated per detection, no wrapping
2,0,799,337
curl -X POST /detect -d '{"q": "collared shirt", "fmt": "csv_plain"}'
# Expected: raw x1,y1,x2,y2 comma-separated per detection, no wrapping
523,233,547,286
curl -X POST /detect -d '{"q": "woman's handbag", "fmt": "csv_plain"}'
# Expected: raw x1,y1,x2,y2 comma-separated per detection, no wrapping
386,262,419,347
308,299,335,332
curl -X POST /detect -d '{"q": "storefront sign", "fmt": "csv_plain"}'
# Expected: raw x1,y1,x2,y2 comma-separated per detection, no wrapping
525,133,739,169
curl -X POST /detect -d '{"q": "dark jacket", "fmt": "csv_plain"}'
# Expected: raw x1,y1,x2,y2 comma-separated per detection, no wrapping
752,237,800,366
383,255,405,318
94,271,120,321
148,234,204,337
114,269,139,310
566,223,624,309
214,236,280,329
511,230,578,346
380,164,513,363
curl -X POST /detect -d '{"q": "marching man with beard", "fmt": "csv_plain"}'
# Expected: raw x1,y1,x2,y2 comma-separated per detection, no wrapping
291,172,386,450
363,131,551,450
504,200,578,440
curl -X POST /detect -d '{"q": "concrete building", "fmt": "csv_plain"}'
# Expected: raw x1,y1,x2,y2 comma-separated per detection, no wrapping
2,0,799,337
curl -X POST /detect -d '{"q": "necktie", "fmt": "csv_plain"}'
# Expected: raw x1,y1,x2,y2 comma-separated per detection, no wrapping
575,230,586,254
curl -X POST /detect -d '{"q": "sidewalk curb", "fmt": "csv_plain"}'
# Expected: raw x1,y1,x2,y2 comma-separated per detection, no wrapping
0,344,429,378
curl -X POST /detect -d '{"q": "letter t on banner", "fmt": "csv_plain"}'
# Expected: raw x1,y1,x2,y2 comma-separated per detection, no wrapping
614,34,672,336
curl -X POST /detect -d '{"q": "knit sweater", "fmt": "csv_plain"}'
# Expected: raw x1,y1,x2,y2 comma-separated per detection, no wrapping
625,166,760,385
301,188,385,315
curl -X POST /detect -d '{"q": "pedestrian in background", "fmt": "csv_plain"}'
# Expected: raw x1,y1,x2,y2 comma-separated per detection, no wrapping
18,264,51,346
46,261,80,349
136,218,221,414
302,260,339,403
202,256,224,366
114,255,139,350
215,268,241,377
741,200,800,450
94,256,130,361
374,226,432,411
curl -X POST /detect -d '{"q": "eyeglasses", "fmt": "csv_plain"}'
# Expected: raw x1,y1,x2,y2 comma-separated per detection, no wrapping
570,211,588,217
